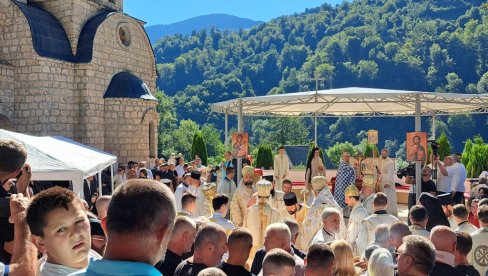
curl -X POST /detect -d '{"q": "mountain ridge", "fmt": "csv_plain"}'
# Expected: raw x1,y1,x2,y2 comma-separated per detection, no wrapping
145,14,263,44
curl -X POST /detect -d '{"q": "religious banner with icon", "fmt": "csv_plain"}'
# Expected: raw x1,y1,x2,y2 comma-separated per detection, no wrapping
406,132,427,162
231,132,248,159
368,130,378,144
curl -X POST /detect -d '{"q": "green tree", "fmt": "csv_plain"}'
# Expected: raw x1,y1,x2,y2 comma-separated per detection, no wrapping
172,120,200,160
461,139,473,165
477,72,488,93
201,124,225,160
364,144,379,158
191,131,208,166
326,141,356,167
436,132,451,160
256,144,274,169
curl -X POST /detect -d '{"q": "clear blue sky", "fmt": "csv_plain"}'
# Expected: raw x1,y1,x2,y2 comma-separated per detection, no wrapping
124,0,342,26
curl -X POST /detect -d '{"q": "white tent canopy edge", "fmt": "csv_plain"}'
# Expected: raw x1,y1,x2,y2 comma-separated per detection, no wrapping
0,129,117,198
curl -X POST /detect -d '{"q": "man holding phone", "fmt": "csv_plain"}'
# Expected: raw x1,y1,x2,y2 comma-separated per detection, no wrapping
0,138,37,275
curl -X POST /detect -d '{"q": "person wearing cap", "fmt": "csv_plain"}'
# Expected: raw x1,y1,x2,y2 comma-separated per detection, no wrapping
273,146,290,191
334,152,356,208
281,192,309,227
360,174,376,215
244,179,283,250
187,170,205,216
230,166,257,227
355,192,399,256
344,184,369,256
378,149,398,216
297,176,345,252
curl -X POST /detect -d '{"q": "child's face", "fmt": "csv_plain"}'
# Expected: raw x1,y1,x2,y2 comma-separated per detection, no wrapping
33,202,91,269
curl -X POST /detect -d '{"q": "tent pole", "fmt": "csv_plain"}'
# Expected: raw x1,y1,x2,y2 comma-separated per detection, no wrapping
432,115,436,140
237,100,243,184
415,94,422,202
110,163,114,195
314,115,318,147
98,172,103,196
225,112,228,147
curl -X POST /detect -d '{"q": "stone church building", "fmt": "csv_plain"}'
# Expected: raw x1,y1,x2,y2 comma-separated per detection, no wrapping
0,0,159,164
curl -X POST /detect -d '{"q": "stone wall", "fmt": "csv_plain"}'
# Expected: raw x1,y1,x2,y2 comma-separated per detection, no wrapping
0,64,14,129
104,99,158,164
75,12,157,152
0,1,158,164
0,5,79,137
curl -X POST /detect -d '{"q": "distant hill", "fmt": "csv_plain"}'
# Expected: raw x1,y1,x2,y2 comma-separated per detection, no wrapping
154,0,488,154
145,14,263,44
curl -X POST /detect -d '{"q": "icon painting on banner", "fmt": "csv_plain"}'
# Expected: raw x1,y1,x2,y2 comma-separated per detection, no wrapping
231,132,248,159
406,132,427,162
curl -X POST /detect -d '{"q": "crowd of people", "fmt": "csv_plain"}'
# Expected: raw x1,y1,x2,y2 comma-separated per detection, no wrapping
1,138,488,276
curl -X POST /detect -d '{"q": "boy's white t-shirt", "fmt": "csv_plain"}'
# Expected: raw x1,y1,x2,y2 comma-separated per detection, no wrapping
39,250,102,276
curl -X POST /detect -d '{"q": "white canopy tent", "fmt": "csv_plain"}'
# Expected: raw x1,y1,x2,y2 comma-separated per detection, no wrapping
0,129,117,198
211,87,488,200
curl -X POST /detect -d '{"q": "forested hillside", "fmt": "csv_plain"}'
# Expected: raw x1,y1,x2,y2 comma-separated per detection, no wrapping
154,0,488,161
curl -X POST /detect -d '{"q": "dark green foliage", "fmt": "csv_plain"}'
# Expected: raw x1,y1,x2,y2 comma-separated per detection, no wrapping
364,144,380,158
255,144,274,169
462,135,488,178
436,132,451,160
191,131,208,165
153,0,488,157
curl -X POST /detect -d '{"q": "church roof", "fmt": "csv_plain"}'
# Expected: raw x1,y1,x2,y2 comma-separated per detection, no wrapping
76,11,111,63
14,2,111,63
15,2,74,62
103,72,158,101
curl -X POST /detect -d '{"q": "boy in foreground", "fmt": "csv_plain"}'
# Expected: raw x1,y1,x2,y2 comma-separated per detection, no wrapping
26,187,97,276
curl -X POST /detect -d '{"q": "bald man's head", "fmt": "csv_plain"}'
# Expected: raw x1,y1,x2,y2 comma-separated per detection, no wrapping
430,226,456,253
167,216,197,255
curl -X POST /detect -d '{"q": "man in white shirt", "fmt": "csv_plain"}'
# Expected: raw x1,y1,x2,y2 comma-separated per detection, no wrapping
113,165,126,189
451,154,467,205
435,156,455,194
175,158,186,179
174,174,191,212
311,207,341,245
273,146,289,191
356,192,399,255
209,194,235,235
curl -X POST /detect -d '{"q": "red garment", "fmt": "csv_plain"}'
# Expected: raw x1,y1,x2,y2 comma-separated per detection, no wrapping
468,212,480,228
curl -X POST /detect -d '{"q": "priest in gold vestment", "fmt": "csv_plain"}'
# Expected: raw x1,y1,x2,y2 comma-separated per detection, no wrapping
230,165,257,227
243,179,284,250
297,176,347,252
281,192,308,227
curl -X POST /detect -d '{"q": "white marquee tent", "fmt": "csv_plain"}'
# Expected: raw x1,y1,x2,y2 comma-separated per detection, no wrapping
211,87,488,200
0,129,117,197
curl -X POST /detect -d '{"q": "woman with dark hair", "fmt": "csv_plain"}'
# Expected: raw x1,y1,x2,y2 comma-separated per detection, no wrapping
305,147,325,204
